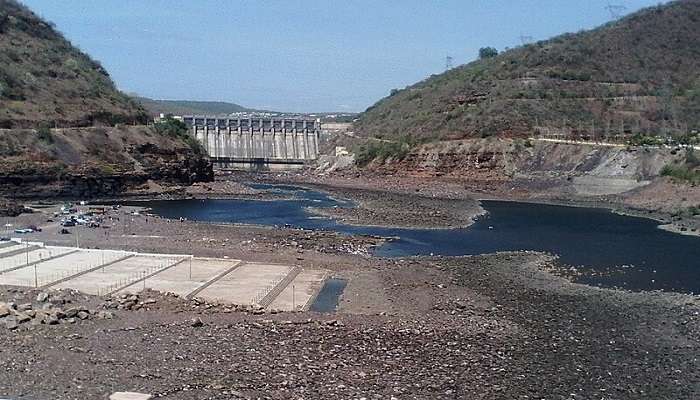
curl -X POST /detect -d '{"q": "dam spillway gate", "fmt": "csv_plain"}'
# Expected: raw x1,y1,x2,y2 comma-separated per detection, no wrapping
182,116,320,170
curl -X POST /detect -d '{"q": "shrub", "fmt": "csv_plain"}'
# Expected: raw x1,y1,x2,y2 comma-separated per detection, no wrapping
36,123,53,143
479,47,499,59
628,133,663,146
661,163,700,185
152,116,205,155
153,116,188,137
355,136,421,166
686,148,699,167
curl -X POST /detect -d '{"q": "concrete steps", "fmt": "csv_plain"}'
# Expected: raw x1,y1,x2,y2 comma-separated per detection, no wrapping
103,257,190,296
257,266,302,308
185,260,243,300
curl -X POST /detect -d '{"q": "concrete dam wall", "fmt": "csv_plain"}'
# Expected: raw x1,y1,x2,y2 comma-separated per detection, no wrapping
182,116,320,170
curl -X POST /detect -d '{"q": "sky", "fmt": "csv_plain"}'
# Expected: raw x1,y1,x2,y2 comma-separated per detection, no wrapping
22,0,668,113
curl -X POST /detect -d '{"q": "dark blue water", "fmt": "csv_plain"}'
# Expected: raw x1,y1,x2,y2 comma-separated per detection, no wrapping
310,278,348,313
133,184,700,294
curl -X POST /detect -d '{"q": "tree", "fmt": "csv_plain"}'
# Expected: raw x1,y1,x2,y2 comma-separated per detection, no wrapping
153,116,188,137
479,47,499,59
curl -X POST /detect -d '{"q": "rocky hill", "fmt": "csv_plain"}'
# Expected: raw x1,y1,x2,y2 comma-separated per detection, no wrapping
0,0,148,128
355,0,700,142
0,0,211,199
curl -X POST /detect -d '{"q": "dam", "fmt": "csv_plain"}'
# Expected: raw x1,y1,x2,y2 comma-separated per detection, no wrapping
182,116,321,170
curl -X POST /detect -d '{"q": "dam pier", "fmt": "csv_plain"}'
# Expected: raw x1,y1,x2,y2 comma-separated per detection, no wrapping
182,116,321,170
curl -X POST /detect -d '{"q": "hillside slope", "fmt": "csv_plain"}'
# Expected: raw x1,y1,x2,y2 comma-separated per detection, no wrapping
0,0,147,128
356,0,700,141
0,0,211,198
136,97,260,117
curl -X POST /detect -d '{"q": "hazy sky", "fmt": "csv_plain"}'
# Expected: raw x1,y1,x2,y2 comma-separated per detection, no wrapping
22,0,667,113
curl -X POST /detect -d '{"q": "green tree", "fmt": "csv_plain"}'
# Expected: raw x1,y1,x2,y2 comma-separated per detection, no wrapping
479,47,499,59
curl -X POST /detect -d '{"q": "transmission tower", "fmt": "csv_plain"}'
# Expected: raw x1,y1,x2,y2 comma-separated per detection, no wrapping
519,34,534,46
445,55,454,71
605,3,627,19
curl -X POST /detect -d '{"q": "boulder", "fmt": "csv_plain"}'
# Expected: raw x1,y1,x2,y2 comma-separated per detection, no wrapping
0,303,10,318
4,316,18,330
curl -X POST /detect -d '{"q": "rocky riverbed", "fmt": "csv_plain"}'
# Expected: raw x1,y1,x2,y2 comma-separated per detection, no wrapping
0,251,697,399
305,184,484,229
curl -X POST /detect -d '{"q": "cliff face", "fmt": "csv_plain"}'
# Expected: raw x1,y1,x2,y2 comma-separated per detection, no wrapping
0,125,212,198
363,138,683,197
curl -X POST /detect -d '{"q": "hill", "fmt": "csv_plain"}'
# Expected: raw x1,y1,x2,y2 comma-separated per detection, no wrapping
136,97,260,117
0,0,147,128
355,0,700,143
0,0,211,198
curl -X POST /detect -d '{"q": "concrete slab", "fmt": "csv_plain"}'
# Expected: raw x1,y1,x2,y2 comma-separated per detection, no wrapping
0,246,77,273
0,241,327,310
268,269,327,311
0,243,26,255
118,257,239,297
197,262,294,305
52,254,185,295
0,249,130,288
109,393,152,400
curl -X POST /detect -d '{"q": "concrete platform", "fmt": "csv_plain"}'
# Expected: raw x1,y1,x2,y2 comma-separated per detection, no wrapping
0,248,129,288
52,254,185,295
0,246,76,274
118,257,240,297
268,269,327,311
197,262,294,305
1,241,328,311
0,243,28,255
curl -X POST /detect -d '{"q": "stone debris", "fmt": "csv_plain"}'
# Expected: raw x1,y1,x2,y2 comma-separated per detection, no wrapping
36,292,49,302
0,295,109,331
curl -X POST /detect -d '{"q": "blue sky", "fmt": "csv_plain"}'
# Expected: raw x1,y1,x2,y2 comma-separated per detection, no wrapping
22,0,667,113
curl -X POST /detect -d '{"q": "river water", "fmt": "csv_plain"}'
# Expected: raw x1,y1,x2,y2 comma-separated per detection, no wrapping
132,184,700,294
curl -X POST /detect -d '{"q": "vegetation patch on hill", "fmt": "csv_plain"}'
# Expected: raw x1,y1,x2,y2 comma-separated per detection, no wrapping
355,1,700,145
0,0,147,128
662,149,700,185
136,97,262,117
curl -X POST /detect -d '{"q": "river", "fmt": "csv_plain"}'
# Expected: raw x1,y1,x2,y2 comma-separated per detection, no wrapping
129,184,700,294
